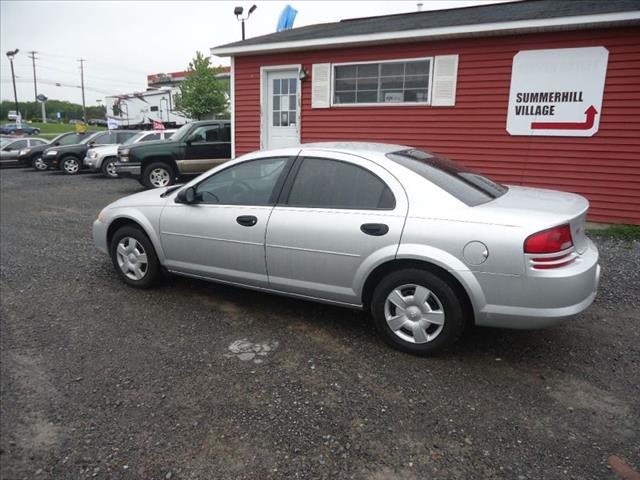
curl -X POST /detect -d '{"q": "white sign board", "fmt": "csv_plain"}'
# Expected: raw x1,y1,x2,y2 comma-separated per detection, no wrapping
506,47,608,137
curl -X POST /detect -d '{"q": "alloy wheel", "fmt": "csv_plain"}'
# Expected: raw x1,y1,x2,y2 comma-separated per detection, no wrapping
116,237,148,281
384,284,445,344
34,156,47,171
105,161,117,178
149,167,170,187
63,158,80,174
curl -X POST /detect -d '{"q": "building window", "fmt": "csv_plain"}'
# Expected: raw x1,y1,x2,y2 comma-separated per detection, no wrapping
333,58,432,105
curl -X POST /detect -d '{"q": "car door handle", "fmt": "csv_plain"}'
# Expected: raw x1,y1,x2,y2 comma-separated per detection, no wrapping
360,223,389,236
237,215,258,227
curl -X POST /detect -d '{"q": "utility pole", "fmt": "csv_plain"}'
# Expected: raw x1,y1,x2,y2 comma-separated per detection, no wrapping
78,58,86,122
5,49,20,117
28,51,38,101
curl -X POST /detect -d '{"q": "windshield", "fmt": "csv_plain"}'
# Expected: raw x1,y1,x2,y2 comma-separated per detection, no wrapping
169,123,193,142
122,132,147,146
386,149,507,206
79,132,102,145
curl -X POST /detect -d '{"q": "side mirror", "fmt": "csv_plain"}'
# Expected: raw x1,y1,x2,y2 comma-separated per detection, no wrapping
176,186,197,204
54,141,60,146
89,141,95,146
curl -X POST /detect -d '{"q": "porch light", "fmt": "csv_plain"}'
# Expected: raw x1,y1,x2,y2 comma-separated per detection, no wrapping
299,68,308,81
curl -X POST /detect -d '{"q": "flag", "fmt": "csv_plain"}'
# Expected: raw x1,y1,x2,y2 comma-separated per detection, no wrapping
277,5,297,32
153,120,165,130
107,118,119,130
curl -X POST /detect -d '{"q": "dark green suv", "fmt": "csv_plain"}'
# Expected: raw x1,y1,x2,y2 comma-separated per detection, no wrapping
115,120,231,188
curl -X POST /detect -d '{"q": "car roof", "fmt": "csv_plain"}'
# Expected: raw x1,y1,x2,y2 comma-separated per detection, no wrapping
301,142,411,155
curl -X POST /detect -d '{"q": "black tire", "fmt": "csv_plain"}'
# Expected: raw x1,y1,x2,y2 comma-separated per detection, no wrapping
33,129,40,135
101,157,118,178
60,156,81,175
32,155,47,171
109,225,162,289
370,268,467,356
142,162,175,189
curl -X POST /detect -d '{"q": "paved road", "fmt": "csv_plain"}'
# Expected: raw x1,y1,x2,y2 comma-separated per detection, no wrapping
1,167,638,480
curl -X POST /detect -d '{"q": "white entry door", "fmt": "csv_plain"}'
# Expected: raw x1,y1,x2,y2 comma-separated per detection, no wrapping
264,69,300,149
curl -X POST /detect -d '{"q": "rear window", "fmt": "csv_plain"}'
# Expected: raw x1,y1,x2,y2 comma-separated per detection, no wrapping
386,149,507,206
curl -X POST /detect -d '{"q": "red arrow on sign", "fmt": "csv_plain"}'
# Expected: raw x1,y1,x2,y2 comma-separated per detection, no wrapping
531,105,598,130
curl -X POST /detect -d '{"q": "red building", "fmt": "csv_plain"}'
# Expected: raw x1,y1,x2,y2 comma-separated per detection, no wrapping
212,0,640,224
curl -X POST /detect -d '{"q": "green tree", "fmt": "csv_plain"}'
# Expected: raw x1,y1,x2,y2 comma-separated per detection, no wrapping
174,51,228,120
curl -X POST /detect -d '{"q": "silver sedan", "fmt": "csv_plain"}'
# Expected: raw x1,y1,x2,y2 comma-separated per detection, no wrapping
93,143,600,355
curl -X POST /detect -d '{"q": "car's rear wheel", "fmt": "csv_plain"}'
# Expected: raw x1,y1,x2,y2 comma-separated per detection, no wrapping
371,268,466,356
61,156,81,175
33,156,47,171
109,226,161,288
142,162,174,188
101,157,118,178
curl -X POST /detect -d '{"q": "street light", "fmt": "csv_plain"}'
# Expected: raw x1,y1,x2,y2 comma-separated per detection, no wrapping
5,49,20,117
234,5,257,40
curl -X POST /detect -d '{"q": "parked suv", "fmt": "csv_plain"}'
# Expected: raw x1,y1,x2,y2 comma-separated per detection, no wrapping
85,129,175,178
115,120,231,188
43,130,139,174
17,131,94,170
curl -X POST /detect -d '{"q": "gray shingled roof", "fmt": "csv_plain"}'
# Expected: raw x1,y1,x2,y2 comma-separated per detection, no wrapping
213,0,640,52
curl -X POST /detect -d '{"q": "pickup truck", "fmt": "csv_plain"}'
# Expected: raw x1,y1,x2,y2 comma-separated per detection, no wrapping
115,120,231,188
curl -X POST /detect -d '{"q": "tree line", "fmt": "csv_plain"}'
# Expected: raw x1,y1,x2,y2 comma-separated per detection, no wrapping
0,100,106,122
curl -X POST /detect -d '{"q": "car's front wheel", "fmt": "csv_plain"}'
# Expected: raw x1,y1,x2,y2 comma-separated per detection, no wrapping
61,156,81,175
33,156,48,171
371,268,467,356
101,157,118,178
142,162,174,188
109,226,161,288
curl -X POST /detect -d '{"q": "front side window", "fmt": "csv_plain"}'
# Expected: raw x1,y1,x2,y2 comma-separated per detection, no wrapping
333,58,431,105
189,125,222,143
92,132,116,145
286,158,395,210
195,157,288,205
117,131,137,143
5,139,27,150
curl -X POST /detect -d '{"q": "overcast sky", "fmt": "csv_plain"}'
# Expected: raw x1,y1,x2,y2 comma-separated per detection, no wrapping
1,0,505,106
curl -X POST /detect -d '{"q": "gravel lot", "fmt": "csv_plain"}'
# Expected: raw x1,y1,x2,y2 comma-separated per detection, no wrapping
1,167,639,480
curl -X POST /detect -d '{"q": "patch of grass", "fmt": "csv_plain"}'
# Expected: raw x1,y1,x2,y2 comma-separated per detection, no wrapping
27,122,106,135
587,224,640,241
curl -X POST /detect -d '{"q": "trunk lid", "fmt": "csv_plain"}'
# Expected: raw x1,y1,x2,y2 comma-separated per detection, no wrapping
477,186,589,253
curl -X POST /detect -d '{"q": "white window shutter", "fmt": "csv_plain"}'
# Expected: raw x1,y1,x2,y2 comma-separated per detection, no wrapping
311,63,331,108
431,55,459,107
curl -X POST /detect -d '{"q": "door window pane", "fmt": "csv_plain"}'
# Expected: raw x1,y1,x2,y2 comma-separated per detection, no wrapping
195,157,288,205
271,76,297,128
273,79,280,94
287,158,395,210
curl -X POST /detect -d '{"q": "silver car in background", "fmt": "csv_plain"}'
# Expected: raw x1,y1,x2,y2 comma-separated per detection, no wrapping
85,129,176,178
93,143,600,355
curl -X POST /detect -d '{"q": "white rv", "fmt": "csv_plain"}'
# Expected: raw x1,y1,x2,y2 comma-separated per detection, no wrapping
105,89,191,129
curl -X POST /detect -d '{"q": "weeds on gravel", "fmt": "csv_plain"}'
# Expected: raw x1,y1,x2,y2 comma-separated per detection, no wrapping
587,224,640,241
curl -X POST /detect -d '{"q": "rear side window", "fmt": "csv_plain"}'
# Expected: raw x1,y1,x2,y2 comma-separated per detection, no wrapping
286,157,395,210
387,149,507,206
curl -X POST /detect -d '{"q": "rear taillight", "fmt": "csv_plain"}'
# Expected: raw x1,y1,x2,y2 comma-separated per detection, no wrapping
525,224,576,270
524,224,573,254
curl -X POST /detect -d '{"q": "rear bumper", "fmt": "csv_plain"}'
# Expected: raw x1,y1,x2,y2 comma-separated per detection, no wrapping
115,163,141,179
475,241,600,329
